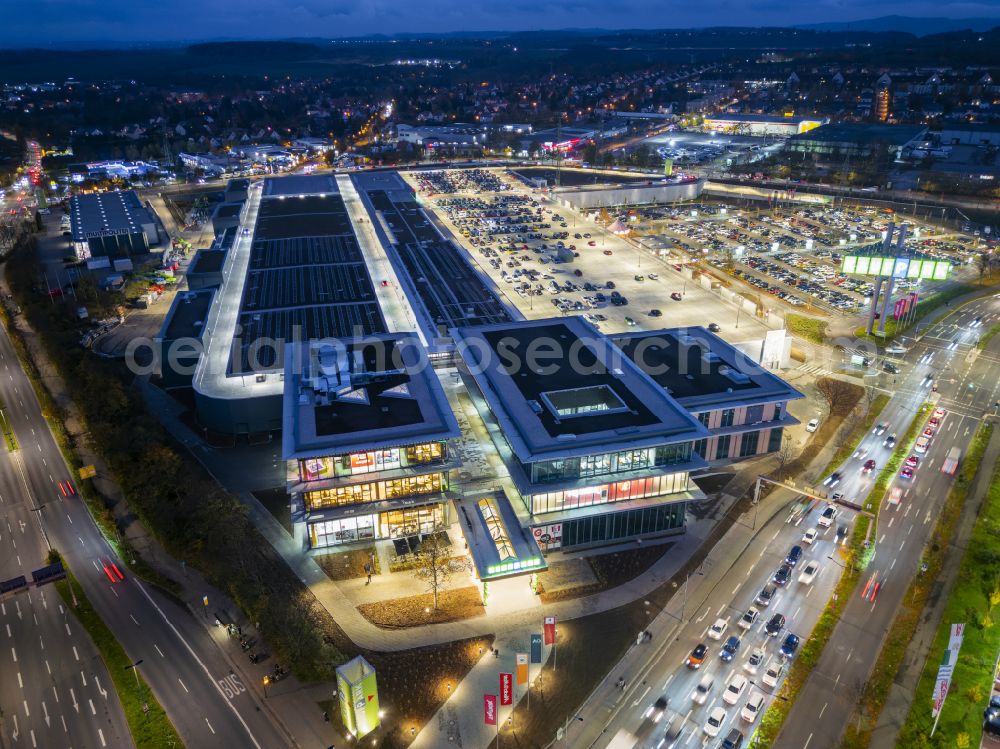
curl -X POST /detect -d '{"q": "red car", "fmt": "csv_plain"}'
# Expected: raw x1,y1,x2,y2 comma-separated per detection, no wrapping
862,459,877,474
588,240,596,247
603,250,613,256
900,466,914,480
905,455,919,468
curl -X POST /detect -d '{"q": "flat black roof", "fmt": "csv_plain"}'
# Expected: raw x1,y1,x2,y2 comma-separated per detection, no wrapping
70,190,154,241
362,183,513,331
161,289,213,341
283,334,461,461
228,179,386,374
262,174,338,197
189,249,226,275
454,317,707,463
481,323,660,436
213,202,243,219
789,123,927,147
613,328,804,410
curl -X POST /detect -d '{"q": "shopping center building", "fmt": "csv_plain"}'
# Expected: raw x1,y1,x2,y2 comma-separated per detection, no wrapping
454,316,712,551
283,333,461,550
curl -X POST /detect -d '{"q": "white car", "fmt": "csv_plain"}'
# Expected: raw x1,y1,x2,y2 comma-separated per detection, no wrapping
741,690,766,723
744,647,766,675
708,617,728,640
805,418,819,433
723,673,749,705
802,527,819,545
798,561,820,585
762,659,784,688
738,607,760,630
817,504,837,527
704,706,727,737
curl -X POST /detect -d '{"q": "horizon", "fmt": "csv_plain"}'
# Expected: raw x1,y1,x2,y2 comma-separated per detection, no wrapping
2,10,1000,48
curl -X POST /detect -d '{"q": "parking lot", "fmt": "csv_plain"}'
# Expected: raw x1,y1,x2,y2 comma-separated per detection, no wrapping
625,201,977,315
403,169,772,338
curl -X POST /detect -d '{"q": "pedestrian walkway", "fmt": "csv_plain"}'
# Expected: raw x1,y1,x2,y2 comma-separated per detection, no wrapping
870,423,1000,749
796,362,835,377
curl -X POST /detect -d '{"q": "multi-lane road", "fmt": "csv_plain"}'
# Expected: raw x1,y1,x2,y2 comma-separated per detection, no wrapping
564,292,1000,749
0,304,291,747
777,293,1000,748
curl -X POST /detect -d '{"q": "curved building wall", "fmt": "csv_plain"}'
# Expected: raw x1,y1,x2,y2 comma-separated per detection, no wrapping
557,178,704,210
193,389,282,435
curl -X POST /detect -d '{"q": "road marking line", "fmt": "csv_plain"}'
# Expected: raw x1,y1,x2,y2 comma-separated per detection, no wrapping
89,698,95,715
23,700,29,717
17,671,22,689
179,678,189,693
72,646,79,661
98,728,106,747
154,644,164,657
819,702,827,718
205,718,216,735
131,561,267,748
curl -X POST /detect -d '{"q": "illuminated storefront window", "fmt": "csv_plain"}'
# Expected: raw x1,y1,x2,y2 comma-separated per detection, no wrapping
305,472,446,510
529,472,689,515
299,443,446,482
528,444,691,484
308,503,447,548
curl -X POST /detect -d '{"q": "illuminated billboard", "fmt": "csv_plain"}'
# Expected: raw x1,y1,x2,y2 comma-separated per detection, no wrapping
841,255,951,281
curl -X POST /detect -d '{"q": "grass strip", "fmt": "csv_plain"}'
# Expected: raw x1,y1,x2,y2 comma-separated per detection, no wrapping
786,312,828,344
751,401,929,746
881,424,1000,747
52,557,185,748
840,422,993,747
821,394,891,478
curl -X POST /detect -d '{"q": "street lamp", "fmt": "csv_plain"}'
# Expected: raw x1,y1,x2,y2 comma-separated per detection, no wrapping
262,675,270,698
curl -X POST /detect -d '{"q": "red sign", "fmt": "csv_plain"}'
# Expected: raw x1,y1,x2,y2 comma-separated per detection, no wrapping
500,673,513,705
484,694,497,725
544,616,556,646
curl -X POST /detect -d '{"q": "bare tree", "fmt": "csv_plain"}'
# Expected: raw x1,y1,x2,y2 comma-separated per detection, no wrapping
977,252,993,281
774,433,798,475
863,383,880,418
415,532,470,610
815,377,862,418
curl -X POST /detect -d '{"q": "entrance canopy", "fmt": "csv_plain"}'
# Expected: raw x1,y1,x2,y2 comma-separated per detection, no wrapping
456,491,547,581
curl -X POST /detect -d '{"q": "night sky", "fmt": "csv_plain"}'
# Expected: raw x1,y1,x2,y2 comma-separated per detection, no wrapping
3,0,999,45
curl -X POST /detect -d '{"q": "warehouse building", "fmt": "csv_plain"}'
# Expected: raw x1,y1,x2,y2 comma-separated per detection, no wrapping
69,190,159,264
785,123,927,159
703,114,827,137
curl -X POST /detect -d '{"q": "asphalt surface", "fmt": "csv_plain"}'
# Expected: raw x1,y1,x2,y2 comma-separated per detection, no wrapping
577,494,847,749
0,445,133,749
777,293,1000,749
0,309,291,748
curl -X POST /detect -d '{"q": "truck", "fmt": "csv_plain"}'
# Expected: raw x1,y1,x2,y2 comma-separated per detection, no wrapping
941,447,961,477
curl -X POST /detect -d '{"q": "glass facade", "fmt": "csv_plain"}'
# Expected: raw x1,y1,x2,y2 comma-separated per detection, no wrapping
305,472,446,510
559,503,685,549
715,434,732,460
308,503,446,549
768,427,784,452
298,442,445,482
528,443,692,484
530,471,689,515
720,409,736,428
739,430,760,457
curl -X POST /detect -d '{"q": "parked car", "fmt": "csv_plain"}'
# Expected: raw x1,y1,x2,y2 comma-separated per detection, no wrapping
806,418,819,433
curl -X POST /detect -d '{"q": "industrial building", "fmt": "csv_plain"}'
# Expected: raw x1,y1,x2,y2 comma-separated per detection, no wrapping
785,123,928,159
702,114,827,137
69,190,159,264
